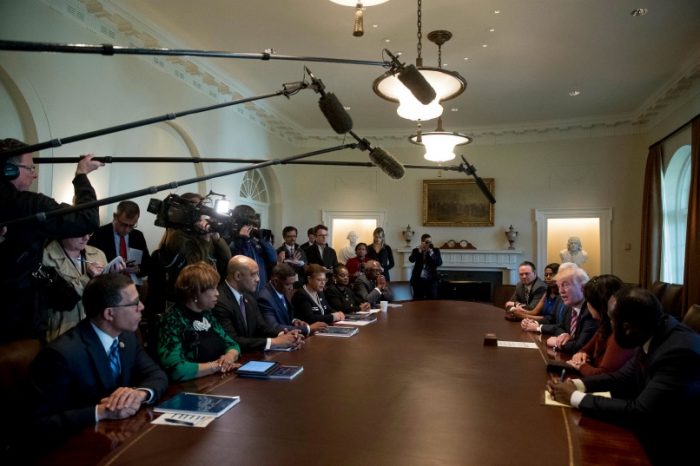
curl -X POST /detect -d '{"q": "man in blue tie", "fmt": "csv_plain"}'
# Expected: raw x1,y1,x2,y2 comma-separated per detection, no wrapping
258,263,328,336
27,274,168,442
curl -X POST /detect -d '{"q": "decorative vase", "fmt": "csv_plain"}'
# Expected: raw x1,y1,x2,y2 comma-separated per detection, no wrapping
505,225,518,250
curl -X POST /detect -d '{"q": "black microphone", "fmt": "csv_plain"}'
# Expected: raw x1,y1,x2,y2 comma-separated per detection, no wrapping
369,147,405,180
384,49,436,105
305,66,353,134
460,155,496,204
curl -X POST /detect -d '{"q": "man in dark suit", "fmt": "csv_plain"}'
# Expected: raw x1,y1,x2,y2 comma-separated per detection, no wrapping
305,224,338,274
504,261,547,312
258,263,325,336
409,233,443,300
522,264,598,353
213,256,302,353
27,274,168,440
275,226,306,286
548,287,700,465
353,259,394,307
299,227,315,254
88,200,150,279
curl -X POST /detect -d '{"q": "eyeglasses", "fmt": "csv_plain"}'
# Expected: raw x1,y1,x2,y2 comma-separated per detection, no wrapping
113,300,140,309
115,218,138,229
17,164,37,173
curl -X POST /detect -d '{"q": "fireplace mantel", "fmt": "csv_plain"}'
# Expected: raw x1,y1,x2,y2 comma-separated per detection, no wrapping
396,248,524,284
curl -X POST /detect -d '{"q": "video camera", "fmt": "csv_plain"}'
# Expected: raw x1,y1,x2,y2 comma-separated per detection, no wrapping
147,194,271,242
147,194,237,239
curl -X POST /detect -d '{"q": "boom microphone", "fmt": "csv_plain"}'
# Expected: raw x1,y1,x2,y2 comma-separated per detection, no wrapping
369,147,406,180
305,66,353,134
318,93,353,134
384,49,436,105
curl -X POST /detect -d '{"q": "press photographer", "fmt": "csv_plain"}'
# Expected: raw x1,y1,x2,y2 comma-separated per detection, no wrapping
146,193,231,321
228,204,277,292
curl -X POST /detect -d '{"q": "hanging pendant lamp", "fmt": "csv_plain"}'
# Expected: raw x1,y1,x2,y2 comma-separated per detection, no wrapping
372,0,466,122
329,1,390,37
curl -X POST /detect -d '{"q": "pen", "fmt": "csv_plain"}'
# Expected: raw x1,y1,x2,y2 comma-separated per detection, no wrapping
163,417,195,426
560,369,566,382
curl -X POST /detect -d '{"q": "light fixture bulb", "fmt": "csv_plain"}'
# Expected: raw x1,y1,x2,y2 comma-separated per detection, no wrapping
410,118,472,162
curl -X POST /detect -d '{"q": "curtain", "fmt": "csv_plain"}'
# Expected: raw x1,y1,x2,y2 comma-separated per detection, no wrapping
681,118,700,314
639,145,663,288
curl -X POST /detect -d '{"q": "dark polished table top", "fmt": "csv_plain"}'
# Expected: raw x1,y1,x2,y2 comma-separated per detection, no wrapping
38,301,650,466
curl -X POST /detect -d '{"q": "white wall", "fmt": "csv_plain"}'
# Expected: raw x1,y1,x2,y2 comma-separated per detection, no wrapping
2,0,699,284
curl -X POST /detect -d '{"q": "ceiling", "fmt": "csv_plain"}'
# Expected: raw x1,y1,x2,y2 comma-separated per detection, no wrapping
110,0,700,137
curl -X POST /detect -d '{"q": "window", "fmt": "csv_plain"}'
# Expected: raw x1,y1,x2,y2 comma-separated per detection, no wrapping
661,145,691,284
239,170,270,226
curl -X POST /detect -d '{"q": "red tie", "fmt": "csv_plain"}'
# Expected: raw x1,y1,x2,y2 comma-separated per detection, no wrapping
119,235,127,260
570,310,578,337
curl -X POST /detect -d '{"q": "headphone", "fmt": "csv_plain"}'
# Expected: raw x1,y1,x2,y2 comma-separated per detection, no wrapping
2,161,19,180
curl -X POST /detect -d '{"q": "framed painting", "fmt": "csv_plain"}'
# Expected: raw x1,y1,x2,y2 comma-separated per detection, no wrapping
422,179,495,227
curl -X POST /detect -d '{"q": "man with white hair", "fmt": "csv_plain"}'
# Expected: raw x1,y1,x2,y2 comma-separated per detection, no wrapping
521,263,598,353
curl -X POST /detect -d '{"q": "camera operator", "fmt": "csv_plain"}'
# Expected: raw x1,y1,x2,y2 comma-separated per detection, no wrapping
147,193,231,320
0,138,104,343
409,233,443,300
228,205,276,293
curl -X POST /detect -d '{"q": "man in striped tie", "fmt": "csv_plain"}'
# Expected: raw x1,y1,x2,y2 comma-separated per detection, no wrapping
521,263,598,353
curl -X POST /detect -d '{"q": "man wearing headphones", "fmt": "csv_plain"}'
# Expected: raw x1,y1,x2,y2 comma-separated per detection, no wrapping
0,138,103,343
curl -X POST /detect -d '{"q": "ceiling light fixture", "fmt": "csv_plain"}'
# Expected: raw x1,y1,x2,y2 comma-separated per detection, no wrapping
409,29,471,163
630,8,649,17
329,1,390,37
410,116,472,162
373,0,466,122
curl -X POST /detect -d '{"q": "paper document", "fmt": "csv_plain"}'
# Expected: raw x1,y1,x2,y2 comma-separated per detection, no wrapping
152,413,216,428
544,390,611,408
497,341,539,349
387,303,403,308
128,248,143,285
357,309,381,315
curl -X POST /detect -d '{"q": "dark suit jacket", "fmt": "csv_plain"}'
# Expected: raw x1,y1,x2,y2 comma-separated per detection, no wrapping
257,282,307,335
509,277,547,310
409,247,443,283
88,223,151,276
292,288,335,324
305,244,338,271
212,282,279,353
540,302,598,353
579,316,700,465
27,319,168,435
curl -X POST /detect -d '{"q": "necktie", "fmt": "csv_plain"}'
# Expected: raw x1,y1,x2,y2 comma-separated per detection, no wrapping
109,339,121,379
239,295,248,331
569,310,579,337
119,235,127,260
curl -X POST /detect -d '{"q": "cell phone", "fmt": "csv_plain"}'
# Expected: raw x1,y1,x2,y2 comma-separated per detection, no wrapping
126,260,136,266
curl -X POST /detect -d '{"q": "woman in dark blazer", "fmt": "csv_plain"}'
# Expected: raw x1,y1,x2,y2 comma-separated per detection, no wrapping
292,264,345,325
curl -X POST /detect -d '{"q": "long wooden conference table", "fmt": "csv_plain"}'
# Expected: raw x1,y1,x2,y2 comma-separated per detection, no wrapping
39,300,650,465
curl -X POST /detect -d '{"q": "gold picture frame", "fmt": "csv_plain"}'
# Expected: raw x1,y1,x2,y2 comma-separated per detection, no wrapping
422,179,495,227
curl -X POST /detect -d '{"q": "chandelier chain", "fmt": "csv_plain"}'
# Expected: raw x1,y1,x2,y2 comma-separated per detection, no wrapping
416,0,422,60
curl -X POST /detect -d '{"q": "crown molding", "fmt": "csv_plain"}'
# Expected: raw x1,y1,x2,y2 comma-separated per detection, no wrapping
44,0,700,148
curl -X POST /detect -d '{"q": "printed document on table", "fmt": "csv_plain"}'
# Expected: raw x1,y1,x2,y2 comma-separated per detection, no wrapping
544,390,611,408
152,413,216,428
497,341,539,349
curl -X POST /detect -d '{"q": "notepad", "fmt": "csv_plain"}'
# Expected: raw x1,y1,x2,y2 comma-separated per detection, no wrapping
314,326,359,337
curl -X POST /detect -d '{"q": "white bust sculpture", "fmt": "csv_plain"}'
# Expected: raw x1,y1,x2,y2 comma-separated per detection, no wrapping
560,236,589,266
338,231,358,264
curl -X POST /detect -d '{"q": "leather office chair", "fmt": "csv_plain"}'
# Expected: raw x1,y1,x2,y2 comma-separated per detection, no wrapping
682,304,700,333
650,281,668,301
660,284,684,318
493,285,516,309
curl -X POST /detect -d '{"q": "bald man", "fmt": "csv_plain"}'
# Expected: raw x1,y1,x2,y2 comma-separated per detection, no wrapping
353,259,394,307
212,256,302,353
